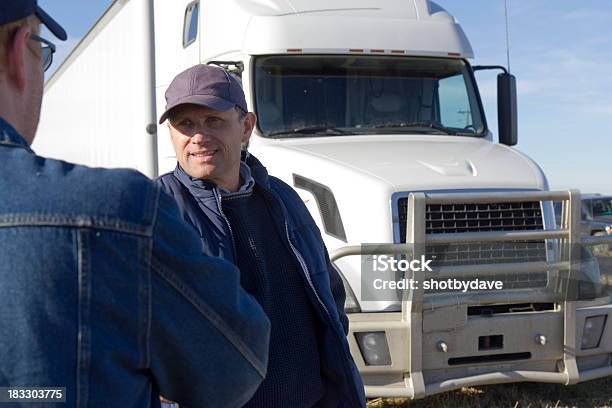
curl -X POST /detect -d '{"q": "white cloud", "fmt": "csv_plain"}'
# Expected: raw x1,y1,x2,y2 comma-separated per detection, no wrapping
512,45,612,121
562,8,612,22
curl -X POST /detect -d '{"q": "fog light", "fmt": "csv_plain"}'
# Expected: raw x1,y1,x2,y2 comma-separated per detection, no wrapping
581,315,607,350
355,332,392,366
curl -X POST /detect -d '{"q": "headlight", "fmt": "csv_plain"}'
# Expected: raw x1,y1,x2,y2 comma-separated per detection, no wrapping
333,265,360,313
606,225,612,235
344,287,360,313
577,248,601,300
355,332,392,366
581,315,607,350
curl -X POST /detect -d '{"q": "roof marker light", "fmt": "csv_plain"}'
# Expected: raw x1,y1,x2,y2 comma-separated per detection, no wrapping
287,48,302,52
371,49,384,53
349,49,364,53
448,52,461,57
391,50,405,54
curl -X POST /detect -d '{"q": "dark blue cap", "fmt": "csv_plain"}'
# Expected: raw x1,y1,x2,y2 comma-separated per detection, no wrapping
159,64,248,124
0,0,67,41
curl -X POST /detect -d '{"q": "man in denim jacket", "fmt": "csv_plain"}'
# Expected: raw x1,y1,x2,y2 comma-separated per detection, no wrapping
157,64,366,407
0,2,270,407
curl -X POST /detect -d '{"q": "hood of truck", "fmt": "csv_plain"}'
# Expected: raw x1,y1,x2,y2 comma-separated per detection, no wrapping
265,134,546,191
253,134,550,311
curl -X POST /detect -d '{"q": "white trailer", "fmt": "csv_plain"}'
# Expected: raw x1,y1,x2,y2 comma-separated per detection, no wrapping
35,0,612,399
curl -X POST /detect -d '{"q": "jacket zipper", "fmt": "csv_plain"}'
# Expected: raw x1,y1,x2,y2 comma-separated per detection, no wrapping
213,180,360,405
284,219,331,320
284,219,362,406
218,183,332,322
213,188,238,261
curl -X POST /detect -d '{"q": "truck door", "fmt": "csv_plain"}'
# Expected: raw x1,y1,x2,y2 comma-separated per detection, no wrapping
154,0,201,174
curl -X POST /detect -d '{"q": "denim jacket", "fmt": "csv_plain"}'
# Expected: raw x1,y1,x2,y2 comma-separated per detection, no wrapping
0,117,270,408
157,154,366,408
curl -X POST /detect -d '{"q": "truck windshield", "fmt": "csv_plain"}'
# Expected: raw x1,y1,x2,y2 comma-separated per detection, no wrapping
253,55,485,138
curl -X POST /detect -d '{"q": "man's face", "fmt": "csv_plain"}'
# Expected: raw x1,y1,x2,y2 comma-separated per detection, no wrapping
168,104,254,190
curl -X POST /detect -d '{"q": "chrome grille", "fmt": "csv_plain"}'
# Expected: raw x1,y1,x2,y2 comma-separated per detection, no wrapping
396,197,548,289
397,200,544,240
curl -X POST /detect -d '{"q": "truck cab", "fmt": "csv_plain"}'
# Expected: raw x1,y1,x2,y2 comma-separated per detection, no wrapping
206,0,611,396
197,0,542,313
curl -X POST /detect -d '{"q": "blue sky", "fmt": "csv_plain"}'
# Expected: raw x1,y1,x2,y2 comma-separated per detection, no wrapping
39,0,611,194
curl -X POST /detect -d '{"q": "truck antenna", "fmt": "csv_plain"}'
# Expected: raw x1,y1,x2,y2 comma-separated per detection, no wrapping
504,0,511,73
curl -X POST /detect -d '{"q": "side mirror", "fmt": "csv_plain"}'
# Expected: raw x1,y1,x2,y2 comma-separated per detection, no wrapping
497,73,518,146
472,65,518,146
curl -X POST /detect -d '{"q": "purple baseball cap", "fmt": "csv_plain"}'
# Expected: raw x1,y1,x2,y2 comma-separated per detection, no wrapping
159,64,247,124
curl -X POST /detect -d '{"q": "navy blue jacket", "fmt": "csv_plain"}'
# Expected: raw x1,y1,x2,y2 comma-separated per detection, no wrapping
157,153,366,407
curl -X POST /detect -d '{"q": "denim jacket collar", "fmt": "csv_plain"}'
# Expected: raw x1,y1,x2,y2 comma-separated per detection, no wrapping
0,116,33,152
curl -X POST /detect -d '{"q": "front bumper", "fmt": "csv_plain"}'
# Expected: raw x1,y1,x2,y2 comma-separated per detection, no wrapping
348,297,612,399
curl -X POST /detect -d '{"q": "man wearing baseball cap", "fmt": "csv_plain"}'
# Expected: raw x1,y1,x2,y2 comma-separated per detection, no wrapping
0,2,270,406
157,64,366,407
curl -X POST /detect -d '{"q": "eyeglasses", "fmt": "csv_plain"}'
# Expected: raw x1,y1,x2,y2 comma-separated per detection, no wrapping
29,33,56,72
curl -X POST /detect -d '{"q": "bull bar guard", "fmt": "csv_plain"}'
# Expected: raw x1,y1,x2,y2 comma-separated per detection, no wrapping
330,190,612,398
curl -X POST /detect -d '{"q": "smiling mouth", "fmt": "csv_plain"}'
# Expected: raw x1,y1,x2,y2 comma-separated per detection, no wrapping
191,150,218,158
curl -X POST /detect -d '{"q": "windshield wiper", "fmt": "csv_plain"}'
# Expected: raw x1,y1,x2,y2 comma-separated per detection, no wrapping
371,121,460,135
267,125,355,138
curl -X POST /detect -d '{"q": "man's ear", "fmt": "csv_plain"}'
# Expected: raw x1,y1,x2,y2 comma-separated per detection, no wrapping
241,112,256,143
7,25,30,91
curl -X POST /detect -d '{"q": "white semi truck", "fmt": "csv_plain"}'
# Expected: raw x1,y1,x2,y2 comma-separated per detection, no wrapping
35,0,612,399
